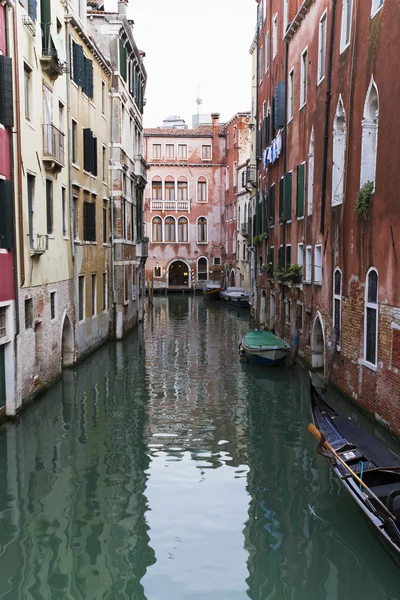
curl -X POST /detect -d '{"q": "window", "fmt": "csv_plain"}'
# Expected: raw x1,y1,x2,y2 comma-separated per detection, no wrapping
297,243,304,275
166,144,174,159
165,216,175,242
78,275,85,322
153,144,161,159
213,257,221,266
152,217,162,242
197,257,208,281
265,32,270,71
152,177,162,200
82,56,93,98
341,0,353,51
283,0,289,35
285,300,291,325
102,146,107,182
178,144,187,159
0,55,13,128
267,245,274,267
268,184,275,226
233,162,237,188
73,196,78,239
124,265,129,302
296,303,303,332
177,177,188,201
27,174,35,249
72,120,78,164
71,40,84,87
197,217,207,243
25,298,33,329
24,64,32,120
371,0,384,17
83,200,96,242
119,38,127,82
154,265,162,278
273,14,278,57
103,204,107,244
178,217,188,242
288,68,294,121
50,291,56,320
165,177,175,201
300,48,308,107
360,78,379,189
59,101,64,134
305,246,312,282
365,268,378,365
202,145,211,160
259,46,263,82
46,179,53,235
286,245,291,268
332,97,346,206
103,272,107,311
308,130,314,216
26,0,37,20
62,187,67,236
226,167,230,191
91,274,96,317
296,163,305,217
101,80,106,115
0,307,6,338
83,128,97,175
197,177,207,202
314,245,322,284
318,13,327,83
333,268,342,346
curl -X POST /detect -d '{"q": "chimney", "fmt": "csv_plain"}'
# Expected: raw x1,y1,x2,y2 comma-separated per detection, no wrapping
211,112,220,162
118,0,128,16
211,112,220,132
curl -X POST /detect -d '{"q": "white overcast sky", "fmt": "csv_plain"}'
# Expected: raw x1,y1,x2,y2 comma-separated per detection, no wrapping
128,0,256,128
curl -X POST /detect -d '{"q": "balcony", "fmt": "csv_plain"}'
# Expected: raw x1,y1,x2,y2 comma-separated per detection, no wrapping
136,239,149,260
43,124,65,172
40,23,65,79
149,199,190,213
240,223,249,238
30,234,48,257
135,155,148,185
245,164,257,190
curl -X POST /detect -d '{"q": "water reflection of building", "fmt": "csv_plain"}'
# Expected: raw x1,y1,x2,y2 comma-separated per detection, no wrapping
0,327,155,598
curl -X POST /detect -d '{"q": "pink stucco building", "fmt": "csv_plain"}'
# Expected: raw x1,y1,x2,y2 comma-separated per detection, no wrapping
144,114,226,290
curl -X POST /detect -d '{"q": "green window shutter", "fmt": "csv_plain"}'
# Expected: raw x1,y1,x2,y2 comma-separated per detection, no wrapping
0,180,13,249
119,39,127,81
83,57,93,99
274,81,286,129
28,0,37,21
279,177,284,219
286,245,291,267
83,128,93,172
256,129,262,159
83,201,96,242
267,246,274,266
91,135,97,177
268,184,275,226
278,246,284,269
296,164,305,217
283,172,292,221
73,42,84,87
0,56,14,128
40,0,51,52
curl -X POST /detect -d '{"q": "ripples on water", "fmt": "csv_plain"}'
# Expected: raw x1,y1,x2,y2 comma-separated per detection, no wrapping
0,296,399,599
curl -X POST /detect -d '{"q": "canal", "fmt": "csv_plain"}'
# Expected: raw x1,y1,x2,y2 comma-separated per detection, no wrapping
0,295,399,599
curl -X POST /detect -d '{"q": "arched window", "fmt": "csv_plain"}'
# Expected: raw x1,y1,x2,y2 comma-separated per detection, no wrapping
238,205,241,226
197,257,208,281
365,268,378,366
152,217,162,242
332,97,346,206
232,231,237,255
165,216,176,242
333,268,342,346
307,128,314,215
197,217,207,243
178,217,188,242
360,78,379,189
177,176,188,201
244,203,248,224
165,176,175,201
152,176,162,200
197,177,208,202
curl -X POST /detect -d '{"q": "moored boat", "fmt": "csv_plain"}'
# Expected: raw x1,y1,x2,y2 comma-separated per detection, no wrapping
309,377,400,568
239,329,291,365
220,287,250,308
203,283,222,300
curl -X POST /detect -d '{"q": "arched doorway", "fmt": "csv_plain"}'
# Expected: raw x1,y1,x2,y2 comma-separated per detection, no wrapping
311,314,324,369
61,314,74,368
230,270,235,287
168,260,189,287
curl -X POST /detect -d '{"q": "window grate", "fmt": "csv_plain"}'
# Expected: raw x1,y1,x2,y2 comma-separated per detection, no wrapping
0,307,6,338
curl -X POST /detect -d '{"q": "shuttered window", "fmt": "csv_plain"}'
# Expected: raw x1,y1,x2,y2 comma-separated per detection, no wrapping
0,180,13,249
279,177,284,219
267,246,274,266
268,184,275,226
46,179,53,235
83,128,97,175
283,172,292,221
72,40,84,88
83,201,96,242
278,246,284,269
296,164,305,217
83,56,93,99
28,0,37,20
274,81,286,129
0,56,14,128
119,39,127,82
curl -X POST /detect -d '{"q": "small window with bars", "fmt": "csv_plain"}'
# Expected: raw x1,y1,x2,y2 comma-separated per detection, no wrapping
0,307,6,338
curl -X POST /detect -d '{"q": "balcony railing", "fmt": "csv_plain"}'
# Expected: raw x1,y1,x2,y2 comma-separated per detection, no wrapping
43,124,65,170
40,23,64,78
136,240,149,259
30,233,48,256
135,154,148,183
150,199,190,213
240,223,249,238
245,164,257,189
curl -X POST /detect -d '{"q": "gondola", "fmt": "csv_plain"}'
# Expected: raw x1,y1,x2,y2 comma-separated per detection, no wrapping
239,329,290,365
202,283,222,300
309,377,400,568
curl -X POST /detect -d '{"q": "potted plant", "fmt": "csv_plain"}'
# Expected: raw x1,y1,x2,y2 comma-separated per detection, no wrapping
354,182,374,220
283,263,303,284
260,262,274,275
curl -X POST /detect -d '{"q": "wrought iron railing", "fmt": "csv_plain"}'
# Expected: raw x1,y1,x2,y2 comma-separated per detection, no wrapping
43,124,65,165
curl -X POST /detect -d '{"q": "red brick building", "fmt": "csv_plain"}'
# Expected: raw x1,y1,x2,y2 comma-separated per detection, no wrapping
0,2,16,417
144,114,226,290
254,0,400,431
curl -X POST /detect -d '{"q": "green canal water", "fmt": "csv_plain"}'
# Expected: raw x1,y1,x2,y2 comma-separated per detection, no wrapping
0,296,400,599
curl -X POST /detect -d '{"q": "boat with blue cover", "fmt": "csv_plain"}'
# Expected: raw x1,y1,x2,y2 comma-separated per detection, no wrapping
220,287,250,308
239,329,291,365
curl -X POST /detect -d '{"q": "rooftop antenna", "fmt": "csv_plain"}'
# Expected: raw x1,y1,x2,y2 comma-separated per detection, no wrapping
196,84,204,127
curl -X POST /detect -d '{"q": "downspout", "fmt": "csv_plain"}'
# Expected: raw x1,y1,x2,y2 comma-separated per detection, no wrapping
12,0,24,287
65,13,74,263
281,40,289,338
110,87,116,318
254,6,260,309
5,2,19,336
320,0,337,235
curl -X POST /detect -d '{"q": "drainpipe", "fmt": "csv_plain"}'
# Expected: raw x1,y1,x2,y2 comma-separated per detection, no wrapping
65,13,74,263
254,5,260,310
281,40,289,338
110,87,116,317
320,0,338,235
5,2,20,337
12,1,24,288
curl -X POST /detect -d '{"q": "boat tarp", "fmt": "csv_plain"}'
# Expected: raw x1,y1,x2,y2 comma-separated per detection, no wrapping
244,330,289,349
